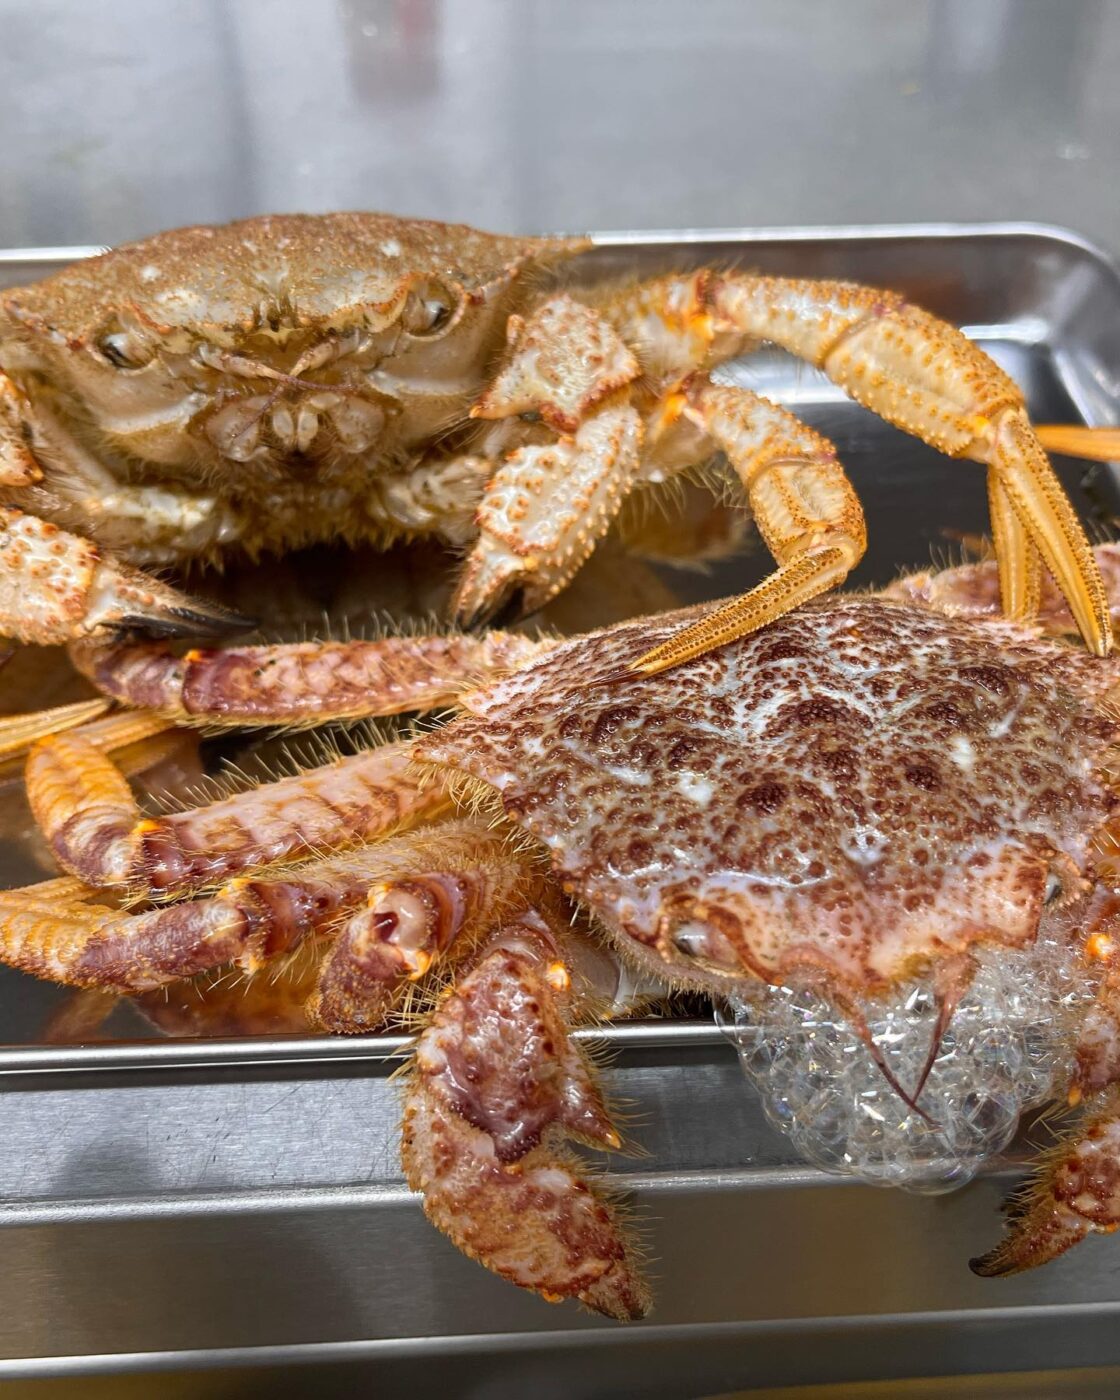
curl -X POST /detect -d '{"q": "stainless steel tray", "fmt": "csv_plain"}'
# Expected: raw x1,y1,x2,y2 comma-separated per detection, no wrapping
1,223,1119,1397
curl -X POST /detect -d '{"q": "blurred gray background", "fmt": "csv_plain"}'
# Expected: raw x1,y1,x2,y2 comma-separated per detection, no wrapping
0,0,1118,250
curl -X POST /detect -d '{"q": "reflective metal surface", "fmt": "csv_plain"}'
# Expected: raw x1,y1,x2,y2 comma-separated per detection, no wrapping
2,1,1120,258
0,225,1118,1395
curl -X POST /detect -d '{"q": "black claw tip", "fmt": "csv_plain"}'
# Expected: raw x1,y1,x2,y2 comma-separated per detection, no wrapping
487,588,530,630
456,586,528,633
116,603,257,640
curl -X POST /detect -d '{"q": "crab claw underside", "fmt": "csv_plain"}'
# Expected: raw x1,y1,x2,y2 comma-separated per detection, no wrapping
0,506,255,646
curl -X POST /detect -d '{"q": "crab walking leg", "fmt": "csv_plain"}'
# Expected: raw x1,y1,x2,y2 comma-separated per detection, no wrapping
26,714,450,895
702,274,1111,654
0,840,444,992
401,911,648,1320
603,272,1111,655
310,819,547,1031
0,506,248,645
69,630,554,726
0,696,110,763
1036,425,1120,463
630,380,865,674
987,469,1043,623
971,1086,1120,1276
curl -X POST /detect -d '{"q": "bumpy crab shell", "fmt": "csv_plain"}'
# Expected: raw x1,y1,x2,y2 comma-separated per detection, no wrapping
7,572,1120,1314
2,213,577,344
420,595,1119,992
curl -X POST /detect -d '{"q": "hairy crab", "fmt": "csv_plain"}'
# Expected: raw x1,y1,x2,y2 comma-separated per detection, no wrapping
0,211,1114,690
4,550,1120,1314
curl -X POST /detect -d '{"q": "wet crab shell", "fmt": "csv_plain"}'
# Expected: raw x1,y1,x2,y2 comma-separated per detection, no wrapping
3,213,583,346
417,597,1120,993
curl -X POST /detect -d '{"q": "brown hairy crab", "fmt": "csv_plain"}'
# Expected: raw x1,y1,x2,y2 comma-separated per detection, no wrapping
0,211,1114,695
4,548,1120,1314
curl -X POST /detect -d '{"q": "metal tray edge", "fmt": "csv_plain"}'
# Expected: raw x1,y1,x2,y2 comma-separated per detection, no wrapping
1,220,1116,274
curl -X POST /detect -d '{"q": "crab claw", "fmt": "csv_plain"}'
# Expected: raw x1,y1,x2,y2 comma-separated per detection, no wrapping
111,591,256,640
401,914,648,1320
451,402,644,632
0,507,254,645
451,553,535,631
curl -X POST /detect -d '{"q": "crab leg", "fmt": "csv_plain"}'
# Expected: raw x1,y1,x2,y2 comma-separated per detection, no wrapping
311,818,546,1031
0,506,247,645
26,712,450,896
707,274,1111,655
628,380,866,675
971,1086,1120,1277
0,828,488,993
601,273,1112,663
0,861,363,991
69,630,553,726
1036,425,1120,462
0,696,110,763
986,470,1043,624
401,910,648,1319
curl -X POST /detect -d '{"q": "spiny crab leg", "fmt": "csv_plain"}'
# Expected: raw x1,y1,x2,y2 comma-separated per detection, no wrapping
69,630,553,727
971,1086,1120,1277
0,830,493,994
606,273,1111,669
712,275,1111,655
311,818,546,1032
1036,424,1120,462
629,380,865,675
25,711,450,896
0,696,109,764
401,910,648,1320
0,851,379,991
987,469,1043,623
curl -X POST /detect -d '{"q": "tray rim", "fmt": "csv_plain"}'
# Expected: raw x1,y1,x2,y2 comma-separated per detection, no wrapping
0,218,1117,270
0,217,1117,1082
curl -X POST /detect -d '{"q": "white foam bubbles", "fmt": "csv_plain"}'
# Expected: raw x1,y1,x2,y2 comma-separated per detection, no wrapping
717,932,1092,1192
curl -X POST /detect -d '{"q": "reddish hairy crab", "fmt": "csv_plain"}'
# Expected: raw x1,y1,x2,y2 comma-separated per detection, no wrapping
3,549,1120,1313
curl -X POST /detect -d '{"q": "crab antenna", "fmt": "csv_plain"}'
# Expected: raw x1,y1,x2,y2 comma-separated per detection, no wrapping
908,990,953,1113
836,991,938,1127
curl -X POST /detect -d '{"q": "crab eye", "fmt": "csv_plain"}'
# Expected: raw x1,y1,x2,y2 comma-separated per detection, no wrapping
401,280,457,338
94,320,153,370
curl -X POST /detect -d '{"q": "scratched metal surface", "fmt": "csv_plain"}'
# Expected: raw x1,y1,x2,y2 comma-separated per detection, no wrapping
0,225,1119,1396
